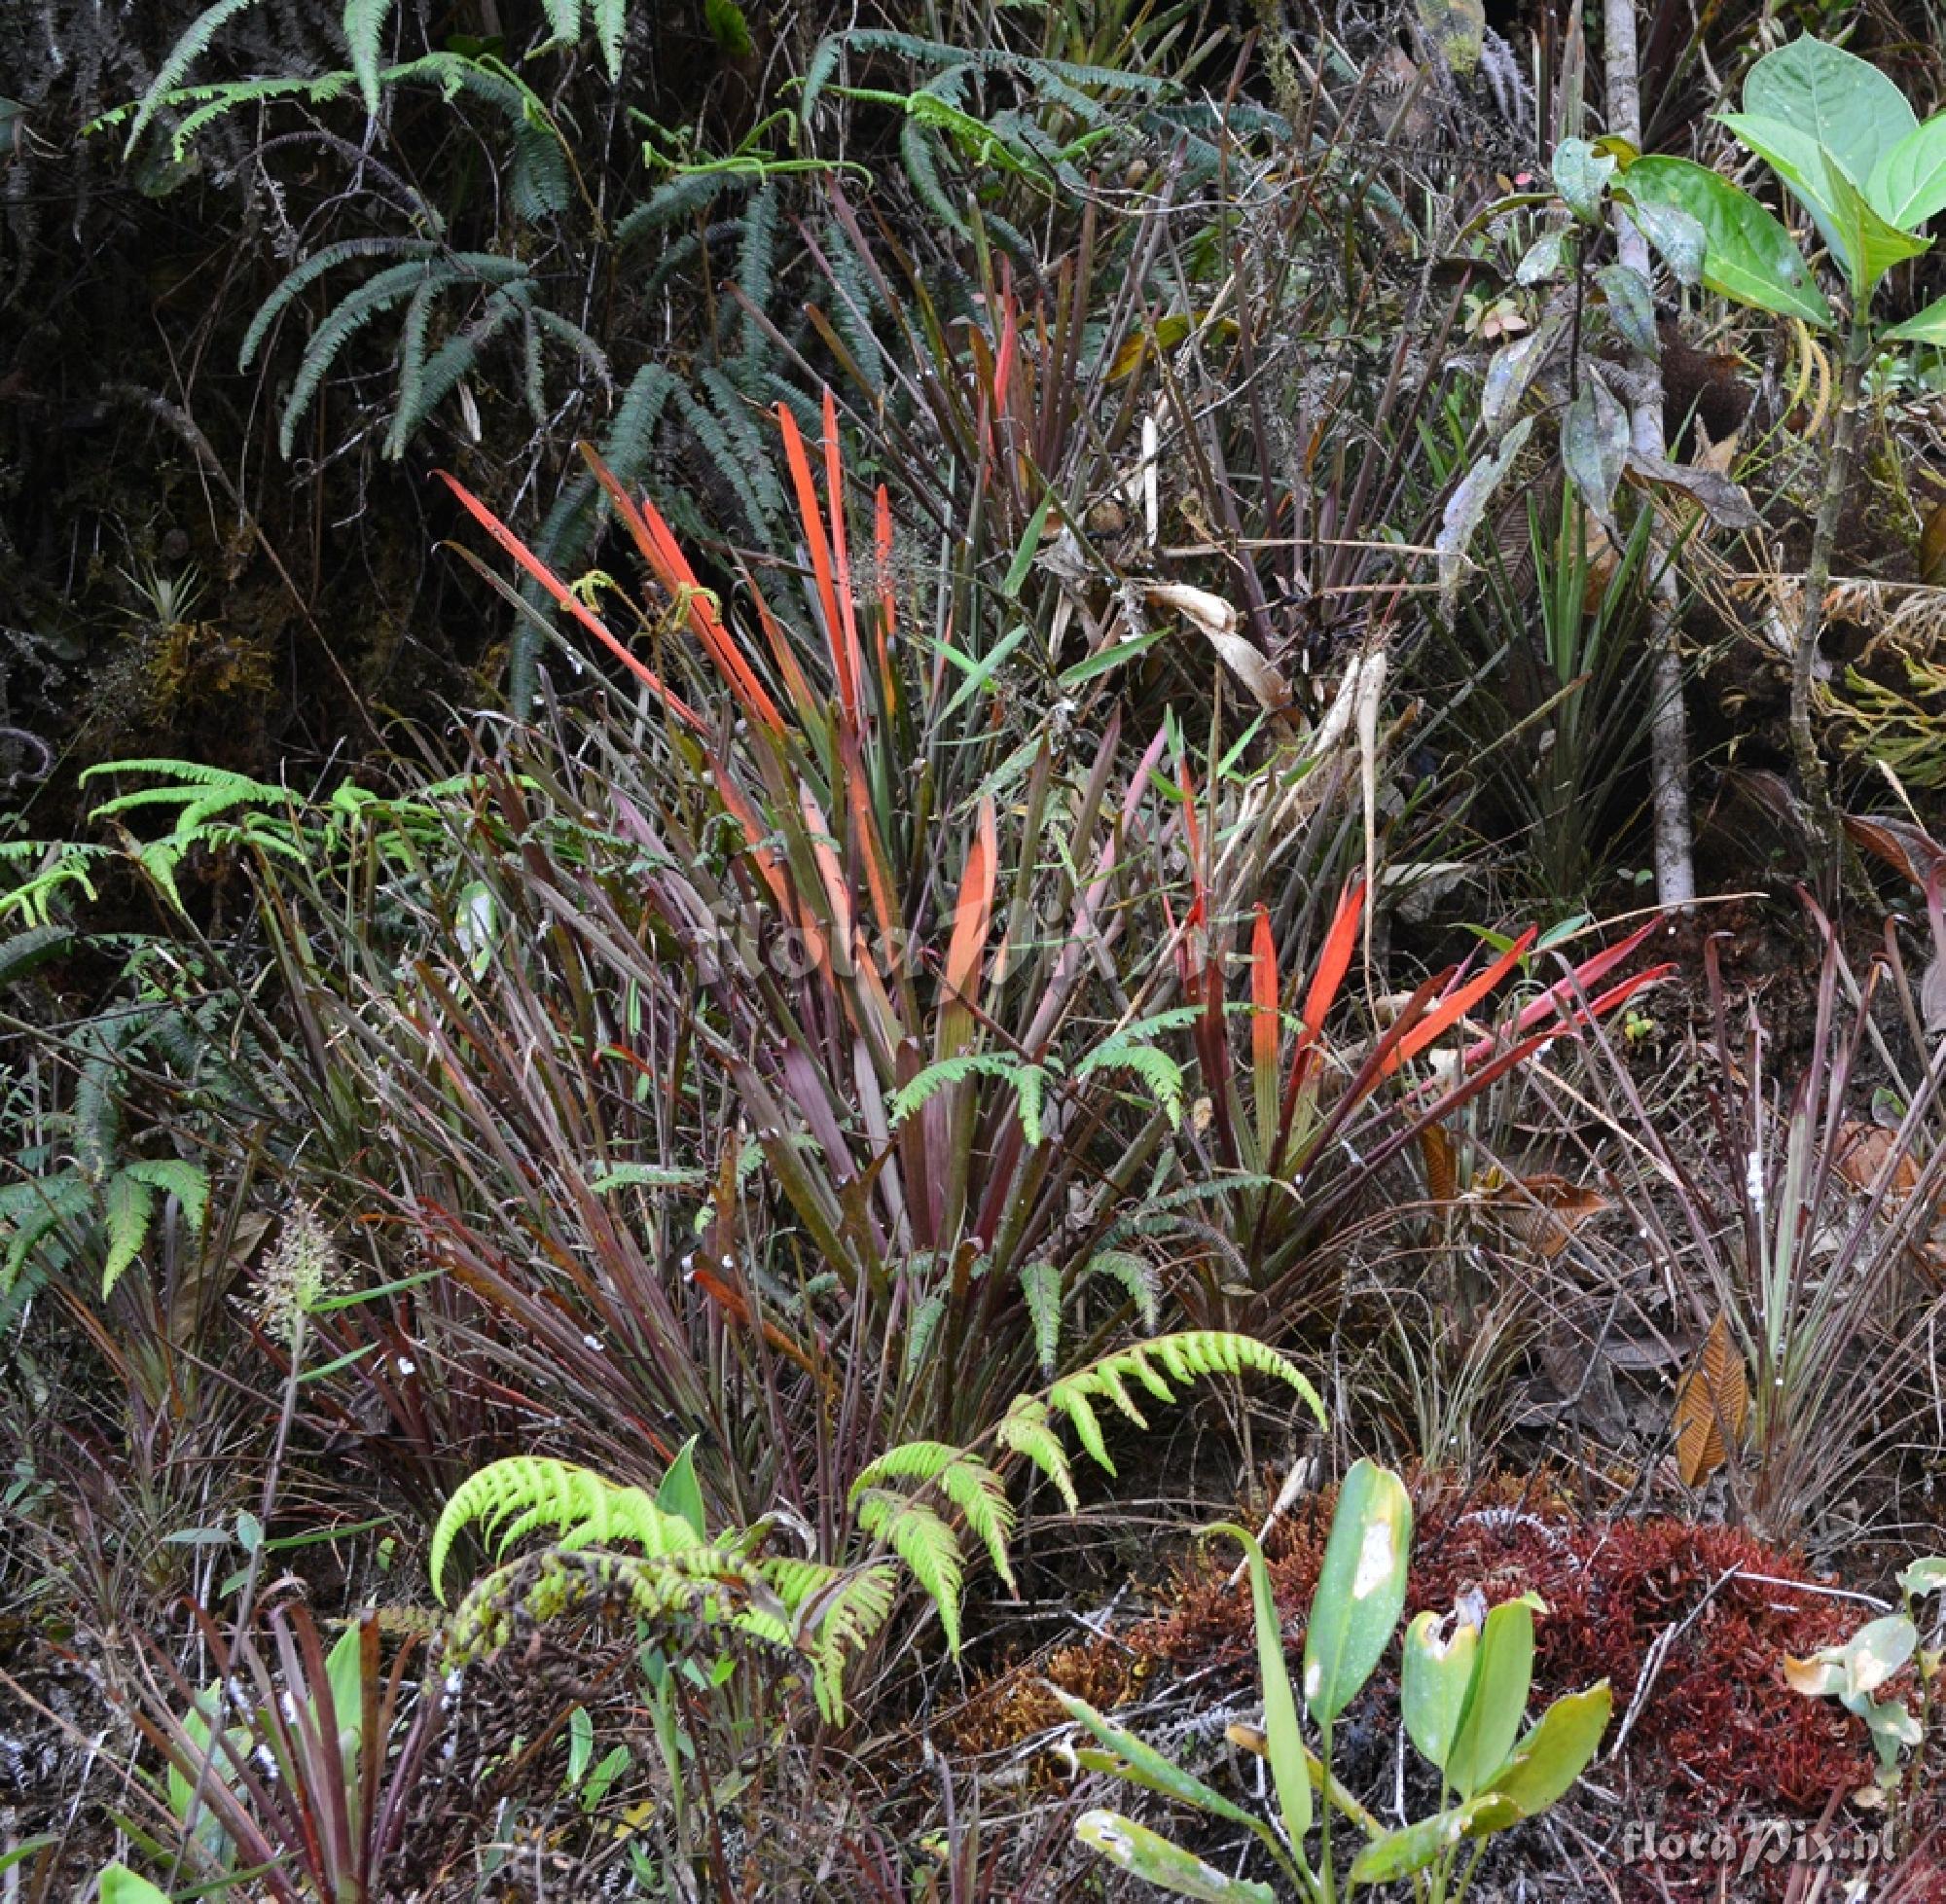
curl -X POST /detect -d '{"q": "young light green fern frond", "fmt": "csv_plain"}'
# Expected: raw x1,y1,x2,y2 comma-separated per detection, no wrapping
429,1455,704,1603
851,1491,966,1654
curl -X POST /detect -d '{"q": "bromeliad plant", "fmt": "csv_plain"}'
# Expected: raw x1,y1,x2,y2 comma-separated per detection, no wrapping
1611,36,1946,874
1063,1461,1612,1902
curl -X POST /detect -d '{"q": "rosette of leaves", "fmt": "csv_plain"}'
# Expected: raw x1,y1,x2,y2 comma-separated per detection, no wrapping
1065,1461,1611,1902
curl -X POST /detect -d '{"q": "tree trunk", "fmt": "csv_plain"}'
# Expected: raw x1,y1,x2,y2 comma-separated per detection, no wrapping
1604,0,1696,910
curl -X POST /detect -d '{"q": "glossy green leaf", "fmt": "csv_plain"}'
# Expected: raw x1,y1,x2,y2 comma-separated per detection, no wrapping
1885,293,1946,344
1623,157,1831,327
1478,1682,1613,1816
1443,1597,1539,1796
99,1869,173,1904
323,1619,366,1757
1720,113,1928,297
1552,138,1614,223
1347,1794,1520,1884
1869,118,1946,232
1745,37,1915,189
1625,197,1706,285
1302,1460,1411,1724
1073,1812,1276,1902
1208,1524,1311,1847
1401,1607,1479,1770
656,1437,708,1539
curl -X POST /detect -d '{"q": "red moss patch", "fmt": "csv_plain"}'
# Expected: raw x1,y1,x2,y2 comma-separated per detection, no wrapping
951,1479,1876,1830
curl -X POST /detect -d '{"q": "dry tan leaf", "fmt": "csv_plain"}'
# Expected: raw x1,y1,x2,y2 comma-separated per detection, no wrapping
1673,1311,1748,1488
1922,500,1946,588
1147,583,1295,715
1421,1124,1459,1204
1482,1173,1608,1259
1834,1120,1921,1198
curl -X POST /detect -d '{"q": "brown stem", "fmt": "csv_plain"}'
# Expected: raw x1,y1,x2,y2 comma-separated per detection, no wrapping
1790,313,1869,892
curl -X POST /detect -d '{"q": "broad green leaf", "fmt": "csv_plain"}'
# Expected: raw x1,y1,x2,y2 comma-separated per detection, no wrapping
1208,1525,1311,1847
1401,1607,1479,1770
1073,1812,1276,1903
1594,264,1658,357
1623,157,1831,327
1552,138,1615,223
1055,1692,1269,1838
1478,1682,1613,1816
1853,1694,1923,1770
1302,1460,1411,1724
1443,1597,1539,1797
1625,197,1706,285
1347,1795,1520,1884
1719,113,1928,297
1561,376,1630,531
1898,1556,1946,1599
656,1438,708,1540
99,1869,173,1904
323,1619,367,1759
1784,1614,1916,1701
1869,118,1946,232
1886,293,1946,344
1515,232,1568,284
1745,37,1915,189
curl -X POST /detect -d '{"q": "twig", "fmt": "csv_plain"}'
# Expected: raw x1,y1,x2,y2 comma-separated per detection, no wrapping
1607,1564,1742,1760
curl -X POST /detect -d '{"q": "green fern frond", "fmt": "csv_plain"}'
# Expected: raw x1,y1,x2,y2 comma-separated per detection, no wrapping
888,1053,1051,1134
100,1169,153,1300
238,238,442,370
122,1159,211,1237
430,1455,703,1604
852,1489,964,1654
995,1393,1077,1510
342,0,399,115
124,0,265,157
852,1443,1017,1591
1085,1249,1159,1330
1073,1037,1183,1128
1020,1260,1061,1374
762,1559,897,1723
1,1173,91,1292
445,1544,784,1670
1040,1332,1327,1480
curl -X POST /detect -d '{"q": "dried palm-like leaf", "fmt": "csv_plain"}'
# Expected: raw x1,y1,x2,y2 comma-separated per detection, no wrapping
1673,1311,1748,1488
1480,1173,1608,1258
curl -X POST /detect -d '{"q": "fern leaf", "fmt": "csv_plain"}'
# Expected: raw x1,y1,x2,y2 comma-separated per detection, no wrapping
1086,1249,1159,1329
238,237,440,370
1020,1260,1061,1375
853,1489,964,1655
430,1456,702,1603
124,0,264,157
592,0,626,79
996,1393,1077,1509
101,1169,154,1299
1074,1038,1184,1127
902,1293,946,1384
887,1052,1022,1128
279,260,456,456
735,180,778,369
763,1560,897,1723
2,1173,91,1291
342,0,397,116
121,1159,210,1237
